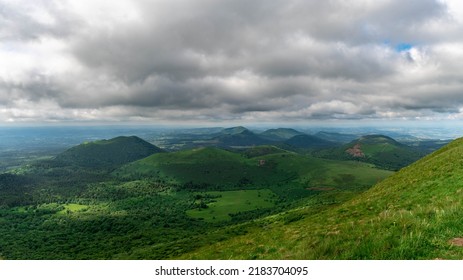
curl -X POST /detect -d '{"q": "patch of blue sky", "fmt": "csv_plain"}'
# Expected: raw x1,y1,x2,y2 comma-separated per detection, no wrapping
395,43,413,52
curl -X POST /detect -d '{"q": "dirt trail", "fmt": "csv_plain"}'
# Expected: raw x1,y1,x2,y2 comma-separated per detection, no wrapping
450,238,463,246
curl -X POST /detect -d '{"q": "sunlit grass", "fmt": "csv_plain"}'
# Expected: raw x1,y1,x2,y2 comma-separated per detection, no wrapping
57,204,88,215
182,138,463,259
186,189,277,222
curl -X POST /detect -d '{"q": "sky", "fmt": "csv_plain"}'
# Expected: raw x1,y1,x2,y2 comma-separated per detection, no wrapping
1,0,463,125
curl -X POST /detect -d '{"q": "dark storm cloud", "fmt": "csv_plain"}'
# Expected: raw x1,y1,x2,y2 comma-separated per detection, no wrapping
2,0,463,123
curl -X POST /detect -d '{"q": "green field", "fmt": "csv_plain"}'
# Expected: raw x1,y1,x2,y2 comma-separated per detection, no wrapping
12,203,92,216
186,189,277,222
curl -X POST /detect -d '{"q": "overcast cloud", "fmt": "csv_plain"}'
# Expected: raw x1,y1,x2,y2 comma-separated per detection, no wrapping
1,0,463,124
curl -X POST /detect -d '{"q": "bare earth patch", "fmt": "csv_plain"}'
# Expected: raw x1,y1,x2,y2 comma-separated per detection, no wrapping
346,144,365,158
449,238,463,246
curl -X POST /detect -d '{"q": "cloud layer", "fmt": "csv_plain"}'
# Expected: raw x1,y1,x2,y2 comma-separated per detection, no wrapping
1,0,463,123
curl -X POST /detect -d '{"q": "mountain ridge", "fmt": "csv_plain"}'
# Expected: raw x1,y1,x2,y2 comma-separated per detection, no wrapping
315,134,422,170
54,136,163,168
284,134,336,149
259,128,306,141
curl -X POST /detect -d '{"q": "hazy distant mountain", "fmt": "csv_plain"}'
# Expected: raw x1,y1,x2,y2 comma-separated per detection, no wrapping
401,139,451,154
211,127,270,147
259,128,306,141
284,134,336,149
314,131,359,143
219,126,249,135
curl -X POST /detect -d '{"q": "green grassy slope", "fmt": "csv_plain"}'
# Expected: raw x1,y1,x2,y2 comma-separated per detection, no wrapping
182,137,463,260
116,147,392,197
116,147,280,186
316,135,423,170
242,145,289,158
54,136,163,168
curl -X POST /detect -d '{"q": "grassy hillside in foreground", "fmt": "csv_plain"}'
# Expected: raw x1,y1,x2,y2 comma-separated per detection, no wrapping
181,137,463,259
